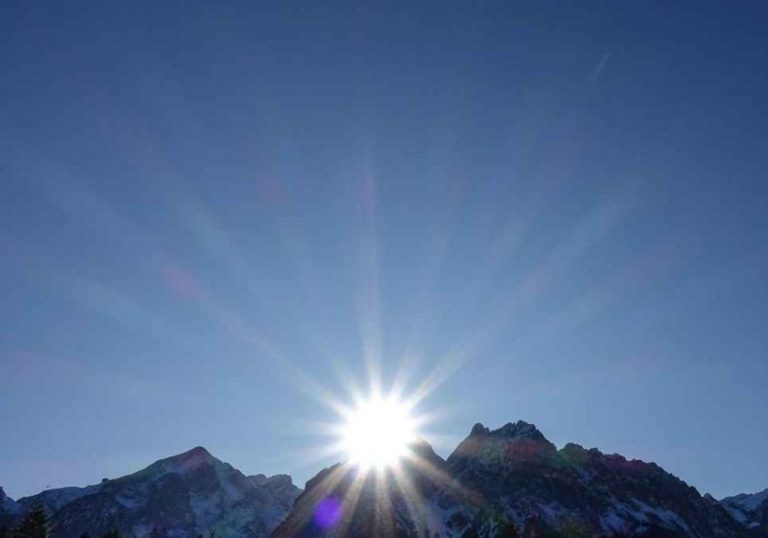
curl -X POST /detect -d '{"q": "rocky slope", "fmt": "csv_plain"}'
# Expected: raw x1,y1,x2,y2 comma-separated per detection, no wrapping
2,447,299,537
272,421,749,538
721,488,768,536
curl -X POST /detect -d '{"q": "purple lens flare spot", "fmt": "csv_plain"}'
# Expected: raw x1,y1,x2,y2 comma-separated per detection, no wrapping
314,496,343,529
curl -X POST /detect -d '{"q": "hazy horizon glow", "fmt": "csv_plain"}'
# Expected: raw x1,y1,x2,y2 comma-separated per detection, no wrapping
2,2,768,500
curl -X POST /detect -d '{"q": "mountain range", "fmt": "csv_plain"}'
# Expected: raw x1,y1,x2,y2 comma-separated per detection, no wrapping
0,447,299,537
2,421,766,537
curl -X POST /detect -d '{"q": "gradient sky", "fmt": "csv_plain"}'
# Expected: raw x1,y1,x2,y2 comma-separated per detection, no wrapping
2,1,767,500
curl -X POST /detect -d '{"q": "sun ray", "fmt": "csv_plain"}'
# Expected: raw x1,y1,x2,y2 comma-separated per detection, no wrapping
332,467,369,537
373,469,396,536
403,354,469,408
401,448,487,510
391,460,431,535
355,166,384,393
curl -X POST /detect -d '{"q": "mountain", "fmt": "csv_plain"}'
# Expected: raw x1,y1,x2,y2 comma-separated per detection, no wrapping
272,421,748,538
2,424,765,537
3,447,300,538
721,488,768,536
0,487,22,532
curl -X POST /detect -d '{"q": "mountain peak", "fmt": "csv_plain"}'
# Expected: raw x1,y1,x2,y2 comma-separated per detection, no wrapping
407,436,446,468
448,419,557,467
470,422,489,435
7,446,301,538
180,445,212,458
173,445,214,462
153,445,218,474
469,420,549,442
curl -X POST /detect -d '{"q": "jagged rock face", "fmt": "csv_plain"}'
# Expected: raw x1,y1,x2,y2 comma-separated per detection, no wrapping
273,421,747,538
442,424,744,538
721,488,768,536
9,447,300,538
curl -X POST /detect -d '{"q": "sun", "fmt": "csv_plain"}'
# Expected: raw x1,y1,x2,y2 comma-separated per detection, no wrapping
340,394,417,471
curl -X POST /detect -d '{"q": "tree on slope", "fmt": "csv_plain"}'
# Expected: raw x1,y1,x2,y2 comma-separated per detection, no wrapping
12,506,49,538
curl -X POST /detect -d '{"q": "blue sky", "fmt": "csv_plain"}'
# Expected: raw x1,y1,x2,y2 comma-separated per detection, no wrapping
1,1,767,499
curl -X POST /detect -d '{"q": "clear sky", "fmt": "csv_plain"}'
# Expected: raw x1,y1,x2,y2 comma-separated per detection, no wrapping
2,1,767,500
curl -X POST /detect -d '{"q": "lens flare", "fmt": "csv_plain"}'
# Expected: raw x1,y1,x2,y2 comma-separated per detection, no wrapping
313,496,343,529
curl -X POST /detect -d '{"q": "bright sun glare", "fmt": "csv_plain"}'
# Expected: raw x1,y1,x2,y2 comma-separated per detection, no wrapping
340,395,417,471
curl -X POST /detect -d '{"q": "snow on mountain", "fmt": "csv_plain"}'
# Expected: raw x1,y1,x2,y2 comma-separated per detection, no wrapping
4,425,767,537
4,447,300,538
721,488,768,535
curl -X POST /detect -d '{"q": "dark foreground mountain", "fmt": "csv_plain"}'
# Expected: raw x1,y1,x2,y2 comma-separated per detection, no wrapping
0,447,299,537
273,421,752,538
